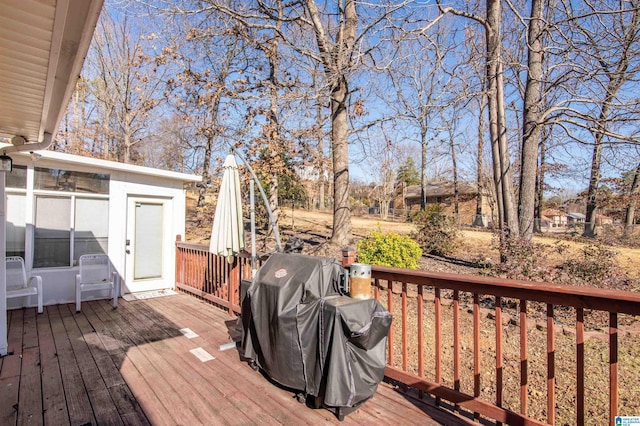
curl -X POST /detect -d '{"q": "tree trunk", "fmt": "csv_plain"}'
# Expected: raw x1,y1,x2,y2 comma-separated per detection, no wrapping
583,6,638,237
267,36,280,227
496,58,518,236
474,95,486,223
317,95,326,210
583,137,604,237
197,134,214,208
420,126,427,210
534,126,548,234
450,133,459,221
624,162,640,237
305,0,356,246
197,95,222,208
330,77,353,245
485,1,504,231
486,0,518,238
122,113,131,163
518,0,544,241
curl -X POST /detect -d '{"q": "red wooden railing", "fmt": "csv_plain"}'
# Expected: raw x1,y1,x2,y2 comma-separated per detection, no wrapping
175,238,256,315
372,265,640,426
175,240,640,426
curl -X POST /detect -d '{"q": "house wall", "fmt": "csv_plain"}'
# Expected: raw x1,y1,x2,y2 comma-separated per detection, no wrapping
6,154,192,308
404,194,494,225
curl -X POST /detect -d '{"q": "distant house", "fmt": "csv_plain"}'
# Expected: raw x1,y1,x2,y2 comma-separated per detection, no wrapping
401,181,494,225
541,209,568,228
403,181,480,209
567,212,586,223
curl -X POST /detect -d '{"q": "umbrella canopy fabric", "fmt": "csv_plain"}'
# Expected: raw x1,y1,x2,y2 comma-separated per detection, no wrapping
210,155,245,257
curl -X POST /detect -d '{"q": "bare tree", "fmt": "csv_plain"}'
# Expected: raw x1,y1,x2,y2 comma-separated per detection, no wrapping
85,11,165,163
367,131,402,220
161,15,251,207
303,0,358,244
386,25,451,211
437,0,520,238
578,3,640,237
441,103,467,220
162,0,408,246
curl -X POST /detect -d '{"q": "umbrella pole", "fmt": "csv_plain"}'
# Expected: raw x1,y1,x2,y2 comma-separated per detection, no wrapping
250,180,257,278
232,147,283,251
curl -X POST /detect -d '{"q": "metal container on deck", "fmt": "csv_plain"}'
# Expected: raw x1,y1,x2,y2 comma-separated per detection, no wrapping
349,263,372,300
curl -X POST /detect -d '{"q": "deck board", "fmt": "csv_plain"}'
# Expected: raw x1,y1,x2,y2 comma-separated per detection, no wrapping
49,304,97,426
116,302,256,426
1,293,469,425
17,347,42,425
38,307,71,426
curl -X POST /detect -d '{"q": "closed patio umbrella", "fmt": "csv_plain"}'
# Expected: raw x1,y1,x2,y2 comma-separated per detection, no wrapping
210,154,245,258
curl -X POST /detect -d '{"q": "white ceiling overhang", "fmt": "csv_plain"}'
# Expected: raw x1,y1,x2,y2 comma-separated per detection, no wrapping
0,0,104,145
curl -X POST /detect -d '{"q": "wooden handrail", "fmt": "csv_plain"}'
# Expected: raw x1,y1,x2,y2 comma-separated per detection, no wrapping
371,265,640,315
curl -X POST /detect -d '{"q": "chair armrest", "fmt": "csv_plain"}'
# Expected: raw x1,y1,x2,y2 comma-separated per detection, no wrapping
112,271,120,297
28,275,42,289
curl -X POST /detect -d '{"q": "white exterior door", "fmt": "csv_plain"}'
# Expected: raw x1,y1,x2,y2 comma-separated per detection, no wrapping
124,197,172,293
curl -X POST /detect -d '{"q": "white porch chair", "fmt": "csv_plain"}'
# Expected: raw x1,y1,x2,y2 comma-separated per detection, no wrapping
6,256,43,314
75,254,119,312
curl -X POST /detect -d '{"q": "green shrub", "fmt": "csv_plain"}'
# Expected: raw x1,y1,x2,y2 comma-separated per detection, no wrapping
357,231,422,269
409,205,459,257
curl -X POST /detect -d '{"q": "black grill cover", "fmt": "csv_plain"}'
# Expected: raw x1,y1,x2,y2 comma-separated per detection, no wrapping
241,253,392,410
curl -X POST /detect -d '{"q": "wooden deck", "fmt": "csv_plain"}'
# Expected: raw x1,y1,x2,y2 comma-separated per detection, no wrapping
0,293,470,425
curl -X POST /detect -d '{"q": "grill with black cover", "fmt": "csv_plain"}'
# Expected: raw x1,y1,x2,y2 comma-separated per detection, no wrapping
241,253,392,420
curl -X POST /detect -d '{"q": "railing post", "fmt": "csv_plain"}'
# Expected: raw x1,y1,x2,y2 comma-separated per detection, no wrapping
520,299,528,416
610,312,618,426
229,256,240,316
175,235,182,287
341,247,355,268
547,304,555,426
577,308,585,426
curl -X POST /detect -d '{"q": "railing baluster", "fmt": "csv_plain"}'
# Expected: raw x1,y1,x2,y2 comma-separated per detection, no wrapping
402,282,408,372
188,249,193,288
577,307,584,426
197,250,201,291
191,249,196,287
183,249,188,286
388,280,394,367
520,299,528,416
224,256,229,299
374,278,380,301
496,296,503,426
453,289,460,410
547,304,555,426
610,312,618,426
216,254,220,296
435,287,441,406
474,293,481,421
208,252,212,291
175,239,181,285
198,250,203,290
418,285,424,378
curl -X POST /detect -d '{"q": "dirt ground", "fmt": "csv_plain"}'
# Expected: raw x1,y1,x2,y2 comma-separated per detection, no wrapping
279,208,640,279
